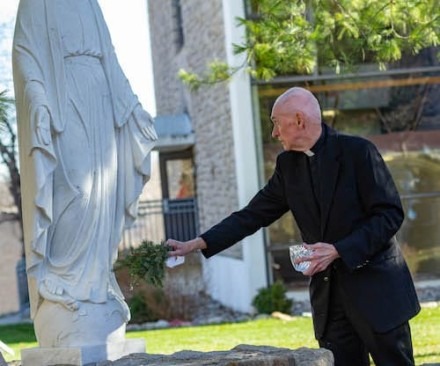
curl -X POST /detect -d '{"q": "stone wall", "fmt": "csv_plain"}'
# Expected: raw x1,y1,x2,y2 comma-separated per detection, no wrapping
148,0,240,255
96,345,334,366
0,182,22,316
0,219,21,315
148,0,185,115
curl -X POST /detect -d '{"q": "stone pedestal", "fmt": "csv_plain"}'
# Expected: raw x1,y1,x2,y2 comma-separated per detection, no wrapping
21,298,144,365
21,338,145,366
33,299,129,347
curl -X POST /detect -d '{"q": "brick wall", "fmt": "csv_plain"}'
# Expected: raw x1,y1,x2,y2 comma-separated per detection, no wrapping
0,220,21,315
148,0,240,254
0,182,21,315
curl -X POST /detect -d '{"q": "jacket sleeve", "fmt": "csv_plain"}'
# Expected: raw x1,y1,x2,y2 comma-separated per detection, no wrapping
201,155,290,258
333,140,404,270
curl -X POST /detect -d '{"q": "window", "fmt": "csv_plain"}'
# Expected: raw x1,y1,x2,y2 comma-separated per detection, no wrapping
172,0,184,50
255,52,440,287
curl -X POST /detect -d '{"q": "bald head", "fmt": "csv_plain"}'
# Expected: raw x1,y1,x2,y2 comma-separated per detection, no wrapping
273,87,322,125
270,87,323,152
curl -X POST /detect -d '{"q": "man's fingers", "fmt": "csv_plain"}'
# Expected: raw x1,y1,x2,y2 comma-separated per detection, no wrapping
166,239,179,249
167,246,181,256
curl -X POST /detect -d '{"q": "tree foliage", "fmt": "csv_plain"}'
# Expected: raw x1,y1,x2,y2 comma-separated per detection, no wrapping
0,89,21,226
180,0,440,89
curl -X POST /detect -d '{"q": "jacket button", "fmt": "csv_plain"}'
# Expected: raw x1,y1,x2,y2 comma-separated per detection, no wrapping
323,277,329,282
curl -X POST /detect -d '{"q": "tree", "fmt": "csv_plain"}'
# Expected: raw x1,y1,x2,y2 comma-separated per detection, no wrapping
0,89,22,232
1,90,29,314
179,0,440,89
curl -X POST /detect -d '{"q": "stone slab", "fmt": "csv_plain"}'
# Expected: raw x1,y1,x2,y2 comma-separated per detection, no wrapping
96,344,333,366
21,339,145,366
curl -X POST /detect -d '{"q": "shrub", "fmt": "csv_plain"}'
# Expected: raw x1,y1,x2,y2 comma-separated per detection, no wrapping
252,281,293,314
117,241,170,287
128,293,157,323
115,250,205,323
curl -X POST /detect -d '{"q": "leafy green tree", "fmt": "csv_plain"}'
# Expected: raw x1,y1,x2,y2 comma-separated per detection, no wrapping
0,90,29,313
180,0,440,89
0,90,22,229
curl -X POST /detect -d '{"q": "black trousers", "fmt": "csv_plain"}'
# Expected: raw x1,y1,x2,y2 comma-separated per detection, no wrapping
318,269,415,366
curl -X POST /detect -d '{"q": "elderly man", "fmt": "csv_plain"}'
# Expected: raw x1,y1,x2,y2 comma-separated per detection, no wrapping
167,87,420,366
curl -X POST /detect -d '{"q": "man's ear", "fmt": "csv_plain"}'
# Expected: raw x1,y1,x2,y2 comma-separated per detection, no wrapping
296,111,305,128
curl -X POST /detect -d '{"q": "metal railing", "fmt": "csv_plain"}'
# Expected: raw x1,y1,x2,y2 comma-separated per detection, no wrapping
120,197,199,250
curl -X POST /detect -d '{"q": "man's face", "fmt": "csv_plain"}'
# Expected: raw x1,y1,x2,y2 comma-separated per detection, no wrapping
270,104,303,151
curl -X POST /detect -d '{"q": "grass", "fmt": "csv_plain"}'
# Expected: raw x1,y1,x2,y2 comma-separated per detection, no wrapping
1,306,439,364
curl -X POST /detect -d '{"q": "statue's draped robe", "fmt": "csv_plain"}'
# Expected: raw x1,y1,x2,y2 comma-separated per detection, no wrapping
13,0,157,319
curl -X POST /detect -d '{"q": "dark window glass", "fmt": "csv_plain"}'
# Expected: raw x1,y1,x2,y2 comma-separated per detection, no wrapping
172,0,184,50
255,50,440,287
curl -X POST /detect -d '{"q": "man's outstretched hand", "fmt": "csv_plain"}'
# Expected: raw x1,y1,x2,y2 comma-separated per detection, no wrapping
166,237,207,257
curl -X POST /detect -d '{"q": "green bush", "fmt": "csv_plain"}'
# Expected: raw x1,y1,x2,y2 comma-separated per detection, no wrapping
252,281,293,314
128,288,170,323
128,293,155,323
117,241,170,287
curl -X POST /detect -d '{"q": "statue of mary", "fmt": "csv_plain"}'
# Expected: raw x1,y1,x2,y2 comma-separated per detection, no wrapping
12,0,157,356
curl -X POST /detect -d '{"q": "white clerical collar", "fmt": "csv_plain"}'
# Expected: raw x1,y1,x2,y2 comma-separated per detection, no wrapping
304,149,315,157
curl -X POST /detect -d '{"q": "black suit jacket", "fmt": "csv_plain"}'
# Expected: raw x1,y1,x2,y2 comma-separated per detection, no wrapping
200,124,420,338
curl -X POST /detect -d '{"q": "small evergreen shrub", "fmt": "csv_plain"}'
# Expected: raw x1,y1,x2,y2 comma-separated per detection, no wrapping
117,240,170,287
252,281,293,314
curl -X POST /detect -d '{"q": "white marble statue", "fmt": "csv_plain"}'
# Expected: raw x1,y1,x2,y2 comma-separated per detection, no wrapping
12,0,157,355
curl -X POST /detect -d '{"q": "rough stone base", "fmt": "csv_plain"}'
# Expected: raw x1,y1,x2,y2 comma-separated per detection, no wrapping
95,344,334,366
21,338,145,366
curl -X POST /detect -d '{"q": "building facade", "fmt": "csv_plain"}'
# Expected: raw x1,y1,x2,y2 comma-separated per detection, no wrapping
149,0,440,313
148,0,268,312
0,182,22,316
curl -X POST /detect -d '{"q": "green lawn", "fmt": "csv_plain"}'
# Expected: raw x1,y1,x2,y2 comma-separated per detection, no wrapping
1,305,439,364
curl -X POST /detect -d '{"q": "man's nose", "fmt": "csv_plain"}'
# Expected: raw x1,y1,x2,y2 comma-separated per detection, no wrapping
271,127,278,138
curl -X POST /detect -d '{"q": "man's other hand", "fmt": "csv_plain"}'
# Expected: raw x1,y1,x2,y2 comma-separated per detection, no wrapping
300,242,340,276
